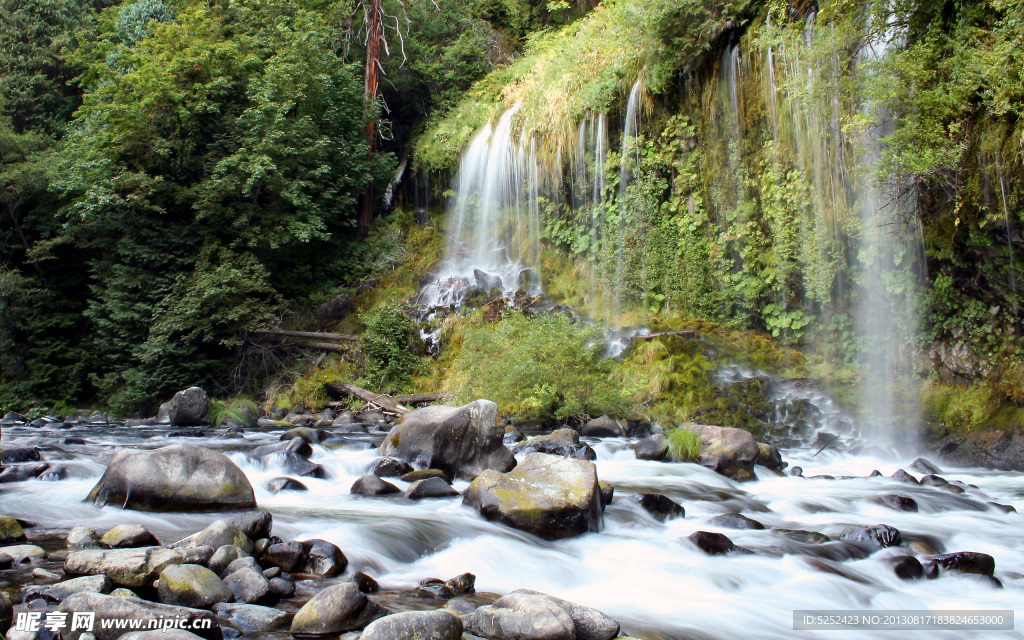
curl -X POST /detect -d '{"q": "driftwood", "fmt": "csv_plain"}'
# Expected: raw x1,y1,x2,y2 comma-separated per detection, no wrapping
325,382,410,415
633,330,698,340
253,330,358,341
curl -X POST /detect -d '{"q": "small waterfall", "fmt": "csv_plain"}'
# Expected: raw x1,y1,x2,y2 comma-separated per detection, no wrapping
616,80,643,317
995,153,1018,319
421,104,543,306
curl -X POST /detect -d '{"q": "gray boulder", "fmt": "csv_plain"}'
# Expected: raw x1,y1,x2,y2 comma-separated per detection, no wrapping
405,476,459,500
581,416,626,437
67,526,100,549
169,387,209,426
463,592,575,640
58,593,220,640
289,583,388,637
44,575,113,602
64,547,183,589
633,435,668,461
361,610,462,640
191,521,253,553
350,474,400,496
300,539,347,577
684,424,760,481
212,603,290,633
379,400,514,481
86,445,256,511
158,564,232,609
209,545,248,576
100,524,159,549
223,567,270,604
513,590,619,640
512,429,595,460
463,452,603,540
755,442,783,469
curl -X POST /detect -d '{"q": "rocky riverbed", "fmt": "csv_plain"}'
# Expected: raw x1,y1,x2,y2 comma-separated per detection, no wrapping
0,398,1022,640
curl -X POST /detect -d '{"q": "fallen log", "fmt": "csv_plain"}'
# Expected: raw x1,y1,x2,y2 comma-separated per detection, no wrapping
289,341,350,354
253,330,358,341
325,382,410,415
633,330,698,340
390,392,453,404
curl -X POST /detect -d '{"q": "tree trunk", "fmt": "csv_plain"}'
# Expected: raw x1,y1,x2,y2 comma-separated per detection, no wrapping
359,0,383,236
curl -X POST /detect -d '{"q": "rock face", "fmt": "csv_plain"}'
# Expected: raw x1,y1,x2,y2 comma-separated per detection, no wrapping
58,593,221,640
361,610,463,640
65,547,183,589
169,387,210,426
289,583,389,637
463,453,604,540
87,445,256,511
158,564,232,609
378,400,515,481
684,424,760,481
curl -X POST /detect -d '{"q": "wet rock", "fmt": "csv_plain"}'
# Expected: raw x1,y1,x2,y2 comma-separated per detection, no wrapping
687,531,735,555
65,547,182,589
684,424,760,482
371,457,413,478
405,476,459,499
265,451,328,479
463,452,604,540
599,482,614,507
226,511,273,542
256,418,293,429
632,493,685,522
581,415,626,438
839,524,902,549
268,576,294,598
446,572,475,594
212,602,290,633
633,435,668,461
473,269,503,291
279,427,325,444
379,400,515,481
877,494,919,512
755,442,784,469
224,557,260,576
513,590,620,640
707,513,765,530
909,457,942,475
350,474,400,496
361,610,462,640
100,524,159,549
0,411,26,425
463,592,576,640
772,529,829,544
789,466,804,477
86,444,256,512
919,474,948,487
261,541,306,573
58,592,220,640
268,477,307,493
284,414,317,427
925,551,995,577
400,468,449,482
289,583,389,637
988,502,1016,513
349,572,379,593
0,515,26,543
209,546,248,576
0,543,45,563
415,578,455,599
178,545,213,566
192,521,252,553
121,631,208,640
251,438,313,460
44,575,113,602
169,387,209,426
446,597,478,614
223,567,270,604
889,555,924,580
158,564,232,609
0,462,49,483
300,539,347,577
513,429,595,460
891,469,919,484
168,429,205,438
2,447,40,464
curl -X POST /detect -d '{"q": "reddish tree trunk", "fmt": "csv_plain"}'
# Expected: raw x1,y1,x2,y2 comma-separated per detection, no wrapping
359,0,383,236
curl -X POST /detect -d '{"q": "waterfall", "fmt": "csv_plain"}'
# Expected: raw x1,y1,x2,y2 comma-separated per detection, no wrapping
615,80,643,317
422,103,543,307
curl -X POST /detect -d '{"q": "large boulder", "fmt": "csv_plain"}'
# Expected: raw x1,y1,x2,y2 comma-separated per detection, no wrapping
463,593,576,640
684,424,760,481
463,452,604,540
378,400,514,481
87,445,256,511
513,590,620,640
58,592,221,640
65,547,183,589
169,387,209,426
0,515,25,544
361,610,462,640
158,564,233,609
581,415,626,438
289,583,388,637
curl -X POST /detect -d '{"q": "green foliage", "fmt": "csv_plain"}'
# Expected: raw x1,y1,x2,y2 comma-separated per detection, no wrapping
359,304,421,393
208,396,260,426
665,427,701,462
453,311,629,423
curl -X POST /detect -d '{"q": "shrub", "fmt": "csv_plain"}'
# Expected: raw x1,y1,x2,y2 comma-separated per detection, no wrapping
360,304,420,393
666,427,702,462
208,397,260,426
452,311,628,423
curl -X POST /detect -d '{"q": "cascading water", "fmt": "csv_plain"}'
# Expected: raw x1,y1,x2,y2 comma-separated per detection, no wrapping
420,104,543,307
615,80,643,318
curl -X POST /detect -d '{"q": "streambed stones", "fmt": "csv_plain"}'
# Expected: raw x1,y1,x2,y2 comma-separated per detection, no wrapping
289,583,389,637
360,610,462,640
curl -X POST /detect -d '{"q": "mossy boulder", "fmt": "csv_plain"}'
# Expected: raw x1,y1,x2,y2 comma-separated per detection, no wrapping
684,424,760,482
87,445,256,512
290,583,389,637
158,564,232,609
0,515,25,544
379,399,515,481
463,452,604,540
64,547,184,589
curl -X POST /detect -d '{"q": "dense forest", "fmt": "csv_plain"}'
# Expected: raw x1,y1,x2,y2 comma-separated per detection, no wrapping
3,0,1023,436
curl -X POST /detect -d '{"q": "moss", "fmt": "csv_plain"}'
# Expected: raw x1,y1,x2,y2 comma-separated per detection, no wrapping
923,378,1024,433
665,428,701,462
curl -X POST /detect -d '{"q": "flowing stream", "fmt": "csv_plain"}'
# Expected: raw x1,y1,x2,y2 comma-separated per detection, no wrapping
1,408,1021,640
